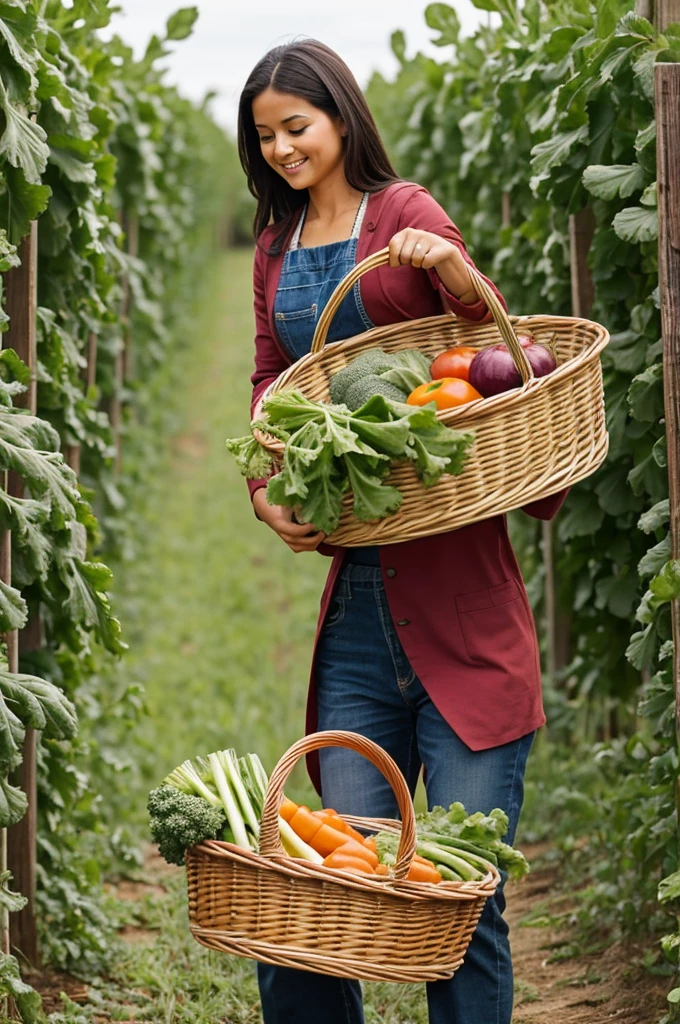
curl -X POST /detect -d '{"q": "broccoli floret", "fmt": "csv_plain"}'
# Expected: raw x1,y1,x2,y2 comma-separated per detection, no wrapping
148,785,227,866
344,375,407,411
329,349,397,404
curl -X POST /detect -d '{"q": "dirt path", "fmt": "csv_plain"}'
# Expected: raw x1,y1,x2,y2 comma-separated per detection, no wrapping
507,849,668,1023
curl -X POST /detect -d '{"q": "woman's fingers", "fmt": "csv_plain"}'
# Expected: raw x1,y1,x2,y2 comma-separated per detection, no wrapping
285,528,326,553
390,232,431,268
255,496,325,552
388,229,453,270
278,515,325,552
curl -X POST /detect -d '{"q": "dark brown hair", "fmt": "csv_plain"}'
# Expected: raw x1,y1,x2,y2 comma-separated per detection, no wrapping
237,39,401,256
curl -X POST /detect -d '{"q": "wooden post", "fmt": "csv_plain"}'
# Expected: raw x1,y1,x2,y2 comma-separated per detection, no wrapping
634,1,680,25
501,191,511,229
541,206,597,689
569,207,596,318
2,222,40,969
110,211,138,477
82,330,97,392
0,479,12,972
121,212,138,385
655,63,680,911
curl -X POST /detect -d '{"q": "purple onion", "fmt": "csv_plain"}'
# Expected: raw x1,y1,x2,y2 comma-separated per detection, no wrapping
469,342,556,398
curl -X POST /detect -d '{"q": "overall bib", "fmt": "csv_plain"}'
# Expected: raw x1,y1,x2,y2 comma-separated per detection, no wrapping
273,193,379,567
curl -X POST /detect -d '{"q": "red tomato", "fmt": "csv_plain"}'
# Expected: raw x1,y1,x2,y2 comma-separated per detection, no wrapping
407,378,482,410
429,346,478,383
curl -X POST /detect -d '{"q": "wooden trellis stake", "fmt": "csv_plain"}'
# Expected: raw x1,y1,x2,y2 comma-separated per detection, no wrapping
3,220,40,969
655,58,680,859
110,211,138,477
542,206,596,693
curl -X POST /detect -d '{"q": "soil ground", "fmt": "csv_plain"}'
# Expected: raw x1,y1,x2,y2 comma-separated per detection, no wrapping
30,845,668,1023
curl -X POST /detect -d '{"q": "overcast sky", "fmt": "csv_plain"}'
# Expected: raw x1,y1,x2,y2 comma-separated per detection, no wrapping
103,1,488,135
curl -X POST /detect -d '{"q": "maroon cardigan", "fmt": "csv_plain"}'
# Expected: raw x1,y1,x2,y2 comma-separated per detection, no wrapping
247,181,566,793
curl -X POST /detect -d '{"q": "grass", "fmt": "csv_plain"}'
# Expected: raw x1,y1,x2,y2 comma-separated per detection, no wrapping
105,246,329,809
69,246,431,1022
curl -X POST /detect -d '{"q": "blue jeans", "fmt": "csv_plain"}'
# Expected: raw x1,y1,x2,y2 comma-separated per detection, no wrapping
258,563,534,1024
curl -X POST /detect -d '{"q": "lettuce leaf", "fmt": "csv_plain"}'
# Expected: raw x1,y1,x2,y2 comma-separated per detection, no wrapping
226,389,474,533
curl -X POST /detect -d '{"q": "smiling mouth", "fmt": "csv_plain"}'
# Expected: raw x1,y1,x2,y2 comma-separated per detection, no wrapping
281,158,307,169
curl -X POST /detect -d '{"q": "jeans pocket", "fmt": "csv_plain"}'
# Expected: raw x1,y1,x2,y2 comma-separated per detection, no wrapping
275,304,317,355
275,303,317,322
325,597,346,628
324,576,351,628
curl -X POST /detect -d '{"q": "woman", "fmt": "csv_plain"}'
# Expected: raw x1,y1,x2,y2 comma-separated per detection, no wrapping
237,38,565,1024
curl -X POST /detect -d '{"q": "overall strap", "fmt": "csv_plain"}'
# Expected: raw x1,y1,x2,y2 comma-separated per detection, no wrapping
289,204,307,250
350,192,370,239
288,192,370,251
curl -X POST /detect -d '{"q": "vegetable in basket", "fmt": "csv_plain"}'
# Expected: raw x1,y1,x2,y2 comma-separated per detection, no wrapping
407,378,482,410
148,748,321,866
406,801,530,881
281,798,529,884
226,389,475,535
328,346,432,408
429,346,479,383
468,336,557,398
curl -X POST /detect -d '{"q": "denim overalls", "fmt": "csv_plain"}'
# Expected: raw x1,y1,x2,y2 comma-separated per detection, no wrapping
258,195,534,1024
273,193,380,568
273,190,373,360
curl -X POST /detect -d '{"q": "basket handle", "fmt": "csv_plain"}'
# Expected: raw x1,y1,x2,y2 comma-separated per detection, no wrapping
309,246,533,384
258,730,417,880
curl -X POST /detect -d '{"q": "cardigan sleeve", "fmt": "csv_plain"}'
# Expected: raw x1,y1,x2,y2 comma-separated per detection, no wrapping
397,188,507,323
520,489,569,520
247,244,290,503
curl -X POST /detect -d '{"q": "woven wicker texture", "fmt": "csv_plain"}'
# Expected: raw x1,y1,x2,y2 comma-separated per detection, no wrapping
253,247,610,546
186,731,499,981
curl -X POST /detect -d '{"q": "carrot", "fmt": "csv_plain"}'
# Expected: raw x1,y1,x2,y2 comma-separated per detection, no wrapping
336,838,378,867
311,828,380,868
363,837,378,854
312,809,366,845
288,806,323,845
323,849,376,874
312,824,363,857
279,797,298,822
375,863,390,876
406,860,443,884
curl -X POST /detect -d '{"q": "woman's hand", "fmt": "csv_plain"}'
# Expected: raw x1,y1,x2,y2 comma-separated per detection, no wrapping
252,489,326,553
388,228,478,304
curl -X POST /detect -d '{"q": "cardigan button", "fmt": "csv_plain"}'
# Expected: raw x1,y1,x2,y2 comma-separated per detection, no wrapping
397,618,410,627
386,567,397,578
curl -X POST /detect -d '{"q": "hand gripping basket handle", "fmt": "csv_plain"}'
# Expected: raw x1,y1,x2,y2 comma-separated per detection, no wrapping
310,246,534,385
258,730,417,879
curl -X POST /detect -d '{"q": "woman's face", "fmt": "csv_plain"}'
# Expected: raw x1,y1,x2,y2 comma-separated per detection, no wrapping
252,88,346,190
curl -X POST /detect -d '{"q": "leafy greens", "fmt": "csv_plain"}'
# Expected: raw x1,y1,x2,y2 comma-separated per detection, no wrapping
227,389,474,535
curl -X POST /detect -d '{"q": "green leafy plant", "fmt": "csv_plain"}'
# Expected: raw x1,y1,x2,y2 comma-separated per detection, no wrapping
366,0,680,1008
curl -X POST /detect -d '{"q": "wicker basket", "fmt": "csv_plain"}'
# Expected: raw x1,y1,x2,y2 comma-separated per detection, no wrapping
253,246,609,546
186,730,499,982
